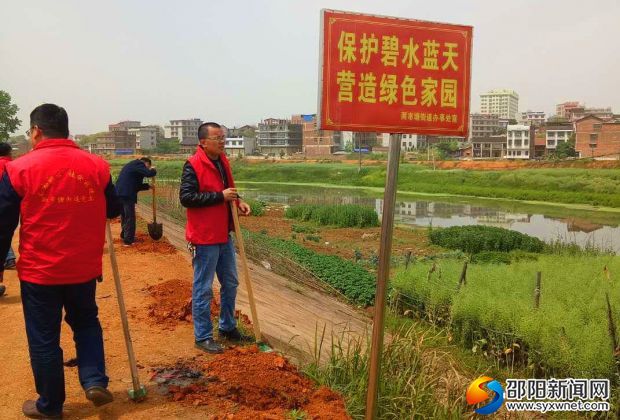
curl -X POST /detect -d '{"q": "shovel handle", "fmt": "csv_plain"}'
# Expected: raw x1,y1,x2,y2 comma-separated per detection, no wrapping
105,220,143,395
230,201,262,342
151,177,157,223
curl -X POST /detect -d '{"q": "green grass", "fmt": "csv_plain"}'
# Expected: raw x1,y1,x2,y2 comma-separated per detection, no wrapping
391,255,620,379
285,204,379,228
304,322,467,419
112,159,620,208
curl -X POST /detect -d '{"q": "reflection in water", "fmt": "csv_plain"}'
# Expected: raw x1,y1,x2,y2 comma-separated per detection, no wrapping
242,187,620,254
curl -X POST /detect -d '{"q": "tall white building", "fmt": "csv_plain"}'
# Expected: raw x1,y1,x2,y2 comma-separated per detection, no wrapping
480,89,519,120
506,124,533,159
164,119,203,144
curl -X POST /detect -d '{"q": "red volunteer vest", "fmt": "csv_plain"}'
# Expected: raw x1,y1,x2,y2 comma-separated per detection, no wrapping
6,139,111,285
0,156,11,175
185,146,235,245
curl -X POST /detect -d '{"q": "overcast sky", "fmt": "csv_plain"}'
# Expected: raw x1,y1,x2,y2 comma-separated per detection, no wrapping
1,0,619,135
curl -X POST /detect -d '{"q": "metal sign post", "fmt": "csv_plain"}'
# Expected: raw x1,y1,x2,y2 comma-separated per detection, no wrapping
365,134,401,419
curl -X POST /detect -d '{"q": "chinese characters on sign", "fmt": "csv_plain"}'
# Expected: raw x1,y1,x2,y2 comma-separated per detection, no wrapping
319,10,473,136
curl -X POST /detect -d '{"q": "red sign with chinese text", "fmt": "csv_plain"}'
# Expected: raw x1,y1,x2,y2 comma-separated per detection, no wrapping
318,10,473,136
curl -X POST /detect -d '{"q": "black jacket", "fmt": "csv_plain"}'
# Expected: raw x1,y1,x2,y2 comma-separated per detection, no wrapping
179,161,224,208
116,160,157,203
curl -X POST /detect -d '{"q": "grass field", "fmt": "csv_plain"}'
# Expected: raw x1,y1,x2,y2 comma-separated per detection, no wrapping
110,159,620,208
392,254,620,379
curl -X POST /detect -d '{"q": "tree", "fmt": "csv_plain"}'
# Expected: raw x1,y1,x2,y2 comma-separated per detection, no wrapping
555,134,577,159
154,139,180,154
435,141,459,159
0,91,21,141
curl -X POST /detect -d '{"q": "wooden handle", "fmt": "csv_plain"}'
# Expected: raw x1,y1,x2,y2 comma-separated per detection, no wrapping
230,201,262,342
151,177,157,223
105,220,143,393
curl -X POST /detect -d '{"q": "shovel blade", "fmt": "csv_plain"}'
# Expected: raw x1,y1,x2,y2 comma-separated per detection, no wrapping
148,222,163,241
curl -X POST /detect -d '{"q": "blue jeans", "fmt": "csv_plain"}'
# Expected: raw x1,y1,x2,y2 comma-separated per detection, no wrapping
6,247,15,262
20,279,108,416
192,237,239,341
120,199,136,245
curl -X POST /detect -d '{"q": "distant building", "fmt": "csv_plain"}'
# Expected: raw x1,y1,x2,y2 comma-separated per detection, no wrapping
556,101,582,119
506,125,534,159
480,89,519,120
471,135,506,159
129,125,163,151
224,137,256,157
297,114,343,156
574,116,620,158
89,122,138,155
401,134,418,151
470,113,502,139
520,110,546,126
165,119,202,144
256,117,303,155
567,107,614,122
545,123,573,152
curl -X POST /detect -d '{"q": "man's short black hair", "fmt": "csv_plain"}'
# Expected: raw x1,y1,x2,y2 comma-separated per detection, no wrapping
30,104,69,138
198,122,221,140
0,142,11,157
140,157,152,165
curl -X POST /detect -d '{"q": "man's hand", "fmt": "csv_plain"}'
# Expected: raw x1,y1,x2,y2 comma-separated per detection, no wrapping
223,188,239,202
238,201,251,216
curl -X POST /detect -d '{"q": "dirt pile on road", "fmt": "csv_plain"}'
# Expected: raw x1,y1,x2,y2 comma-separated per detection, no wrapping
152,346,349,419
115,233,177,254
146,279,251,330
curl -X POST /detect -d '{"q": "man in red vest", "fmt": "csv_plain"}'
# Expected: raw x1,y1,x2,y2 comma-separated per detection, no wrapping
180,122,251,354
0,104,121,418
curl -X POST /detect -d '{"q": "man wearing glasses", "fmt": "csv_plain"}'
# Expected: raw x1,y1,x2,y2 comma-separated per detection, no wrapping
0,104,121,418
180,122,252,354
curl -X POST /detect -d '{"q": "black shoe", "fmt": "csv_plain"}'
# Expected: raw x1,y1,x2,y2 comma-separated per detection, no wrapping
4,258,16,270
22,400,62,418
195,339,224,354
218,328,253,342
0,284,5,297
85,386,114,407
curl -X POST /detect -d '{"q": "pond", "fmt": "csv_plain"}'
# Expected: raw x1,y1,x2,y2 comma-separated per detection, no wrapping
236,182,620,254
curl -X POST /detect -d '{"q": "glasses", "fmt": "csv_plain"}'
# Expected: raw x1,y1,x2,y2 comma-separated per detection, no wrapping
206,135,226,141
26,125,39,137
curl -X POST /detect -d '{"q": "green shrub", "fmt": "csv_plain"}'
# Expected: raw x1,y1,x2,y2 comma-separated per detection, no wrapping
292,224,317,234
305,234,321,243
285,204,379,228
429,225,545,254
470,251,512,265
246,199,266,217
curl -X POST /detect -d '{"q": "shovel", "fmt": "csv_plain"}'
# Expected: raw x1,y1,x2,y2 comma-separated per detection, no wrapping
147,177,163,240
105,220,147,401
230,200,271,352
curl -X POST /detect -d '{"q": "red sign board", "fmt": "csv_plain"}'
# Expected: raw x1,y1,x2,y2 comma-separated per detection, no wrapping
318,10,473,136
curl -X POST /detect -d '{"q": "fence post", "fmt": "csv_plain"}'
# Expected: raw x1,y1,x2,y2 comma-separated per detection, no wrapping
405,250,413,269
605,293,620,386
534,272,541,309
458,261,468,288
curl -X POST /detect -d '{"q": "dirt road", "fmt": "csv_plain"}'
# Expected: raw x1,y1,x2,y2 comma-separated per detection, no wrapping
0,222,350,419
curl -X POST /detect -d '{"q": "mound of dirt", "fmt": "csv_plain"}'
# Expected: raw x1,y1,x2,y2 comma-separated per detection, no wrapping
114,233,177,254
146,279,251,330
152,346,349,419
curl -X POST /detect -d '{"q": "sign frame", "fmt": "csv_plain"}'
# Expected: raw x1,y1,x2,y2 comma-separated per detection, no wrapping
317,9,473,137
